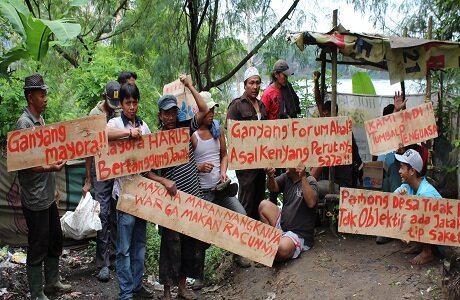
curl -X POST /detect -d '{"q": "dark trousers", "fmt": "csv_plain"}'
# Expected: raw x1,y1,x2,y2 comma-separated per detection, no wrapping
22,203,63,266
269,168,284,204
91,166,117,269
236,169,266,220
159,228,205,286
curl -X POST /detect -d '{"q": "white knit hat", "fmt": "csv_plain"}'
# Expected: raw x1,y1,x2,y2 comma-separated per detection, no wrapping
244,67,260,82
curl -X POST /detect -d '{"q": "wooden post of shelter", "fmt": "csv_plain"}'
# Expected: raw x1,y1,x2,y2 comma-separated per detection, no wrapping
328,9,338,194
425,16,434,167
425,16,433,104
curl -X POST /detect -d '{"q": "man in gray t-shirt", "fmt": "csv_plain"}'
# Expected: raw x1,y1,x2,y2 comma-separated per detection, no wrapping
17,74,70,300
259,162,318,262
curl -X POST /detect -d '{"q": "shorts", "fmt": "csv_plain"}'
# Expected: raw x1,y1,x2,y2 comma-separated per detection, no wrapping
276,214,310,259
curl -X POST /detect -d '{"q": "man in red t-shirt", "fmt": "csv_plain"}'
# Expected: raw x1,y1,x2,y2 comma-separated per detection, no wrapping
261,60,301,203
261,59,300,120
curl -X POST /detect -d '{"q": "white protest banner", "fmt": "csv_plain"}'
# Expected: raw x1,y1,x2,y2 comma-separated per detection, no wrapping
163,75,197,121
227,117,352,170
365,102,438,156
118,176,281,267
95,128,189,180
7,115,107,171
339,188,460,247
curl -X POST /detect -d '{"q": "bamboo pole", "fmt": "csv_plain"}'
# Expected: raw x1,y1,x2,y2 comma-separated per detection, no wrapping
329,9,338,194
425,16,433,103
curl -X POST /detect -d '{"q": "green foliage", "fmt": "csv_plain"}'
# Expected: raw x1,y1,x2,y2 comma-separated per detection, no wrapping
0,0,81,74
203,246,230,284
144,224,232,284
145,223,161,276
0,75,26,151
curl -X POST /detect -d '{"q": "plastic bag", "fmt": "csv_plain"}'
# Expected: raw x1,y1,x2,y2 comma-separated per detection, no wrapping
60,192,102,240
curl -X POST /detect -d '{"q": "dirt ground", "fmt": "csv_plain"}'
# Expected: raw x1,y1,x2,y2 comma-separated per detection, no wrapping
0,231,445,300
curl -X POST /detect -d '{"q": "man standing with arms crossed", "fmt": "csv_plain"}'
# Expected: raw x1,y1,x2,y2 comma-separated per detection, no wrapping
82,80,121,282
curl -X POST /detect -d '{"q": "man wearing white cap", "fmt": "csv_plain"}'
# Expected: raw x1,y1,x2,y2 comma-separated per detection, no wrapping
226,66,267,220
192,91,251,271
394,149,441,265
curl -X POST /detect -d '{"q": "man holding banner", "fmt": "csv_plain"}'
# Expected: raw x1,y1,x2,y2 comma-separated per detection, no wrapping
17,74,71,300
259,163,318,261
226,66,268,220
192,91,251,271
106,83,156,300
156,75,209,300
394,149,441,265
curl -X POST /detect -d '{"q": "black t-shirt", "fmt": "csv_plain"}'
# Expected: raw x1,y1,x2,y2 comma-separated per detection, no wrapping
277,174,318,247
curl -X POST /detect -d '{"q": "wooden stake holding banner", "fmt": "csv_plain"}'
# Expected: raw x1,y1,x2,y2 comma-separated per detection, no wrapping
118,176,282,267
163,75,197,121
95,128,190,181
7,115,107,172
339,188,460,247
365,102,438,156
227,117,353,170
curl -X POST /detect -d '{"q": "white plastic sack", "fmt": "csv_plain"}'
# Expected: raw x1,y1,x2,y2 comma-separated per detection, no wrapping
60,192,102,240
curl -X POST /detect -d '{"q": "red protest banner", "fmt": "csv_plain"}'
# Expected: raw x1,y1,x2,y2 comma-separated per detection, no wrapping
7,115,107,172
339,188,460,246
365,102,438,155
162,75,197,121
118,175,281,267
227,117,353,170
95,128,190,180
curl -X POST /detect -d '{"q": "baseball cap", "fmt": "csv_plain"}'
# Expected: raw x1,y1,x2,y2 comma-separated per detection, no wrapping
24,74,48,90
105,80,121,109
158,94,179,110
273,59,294,76
243,67,260,82
395,149,423,173
200,91,219,109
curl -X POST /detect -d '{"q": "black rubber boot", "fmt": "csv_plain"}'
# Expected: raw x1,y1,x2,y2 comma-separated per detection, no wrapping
27,265,49,300
43,257,71,294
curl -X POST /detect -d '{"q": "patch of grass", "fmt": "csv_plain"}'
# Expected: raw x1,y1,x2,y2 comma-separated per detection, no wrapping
145,223,161,276
144,224,233,284
203,246,233,284
87,240,96,256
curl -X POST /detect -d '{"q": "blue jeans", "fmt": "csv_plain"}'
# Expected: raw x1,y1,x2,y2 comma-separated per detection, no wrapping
201,190,246,215
116,211,146,300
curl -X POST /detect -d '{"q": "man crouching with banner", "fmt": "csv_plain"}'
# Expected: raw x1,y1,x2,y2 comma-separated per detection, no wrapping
259,162,319,261
394,149,441,265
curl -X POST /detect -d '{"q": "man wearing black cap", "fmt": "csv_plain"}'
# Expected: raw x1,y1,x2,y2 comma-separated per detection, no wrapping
261,59,300,121
17,74,71,300
82,80,121,282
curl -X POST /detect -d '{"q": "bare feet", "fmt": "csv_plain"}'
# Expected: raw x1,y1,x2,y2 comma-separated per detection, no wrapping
410,245,434,265
177,288,197,300
402,243,422,254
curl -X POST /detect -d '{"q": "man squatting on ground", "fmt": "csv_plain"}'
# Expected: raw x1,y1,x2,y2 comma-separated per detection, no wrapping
259,163,319,262
17,74,71,300
394,149,442,265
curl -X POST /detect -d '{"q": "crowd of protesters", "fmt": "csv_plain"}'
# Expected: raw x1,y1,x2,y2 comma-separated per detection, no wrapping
15,61,441,299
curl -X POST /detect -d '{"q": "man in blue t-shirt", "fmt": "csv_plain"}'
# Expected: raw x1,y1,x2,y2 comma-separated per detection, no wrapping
394,149,441,265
